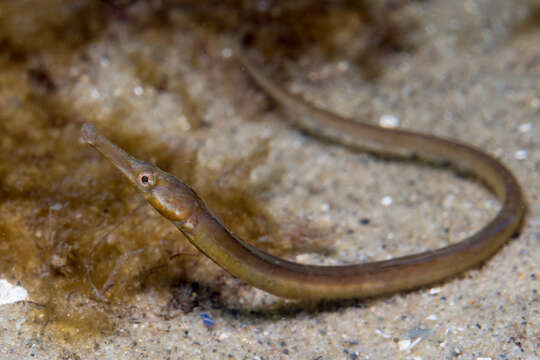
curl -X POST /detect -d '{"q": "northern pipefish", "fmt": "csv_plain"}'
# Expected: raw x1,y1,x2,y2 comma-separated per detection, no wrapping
81,50,525,300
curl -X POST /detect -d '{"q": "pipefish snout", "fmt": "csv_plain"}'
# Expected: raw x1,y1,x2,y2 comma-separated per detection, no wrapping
81,49,525,300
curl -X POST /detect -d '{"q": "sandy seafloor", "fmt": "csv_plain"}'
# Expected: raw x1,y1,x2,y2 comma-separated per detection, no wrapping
0,1,538,359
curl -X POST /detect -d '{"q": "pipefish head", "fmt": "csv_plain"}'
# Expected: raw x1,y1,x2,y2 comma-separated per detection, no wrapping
81,123,199,225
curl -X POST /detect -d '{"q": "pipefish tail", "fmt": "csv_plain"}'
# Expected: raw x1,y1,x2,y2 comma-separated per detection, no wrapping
81,52,525,300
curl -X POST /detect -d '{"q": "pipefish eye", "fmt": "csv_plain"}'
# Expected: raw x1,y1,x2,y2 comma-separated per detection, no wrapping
138,171,155,187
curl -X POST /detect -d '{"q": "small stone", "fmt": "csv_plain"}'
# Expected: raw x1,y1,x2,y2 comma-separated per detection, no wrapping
0,280,27,305
518,122,532,133
514,150,528,160
221,48,233,58
379,114,400,128
133,86,143,96
381,196,393,206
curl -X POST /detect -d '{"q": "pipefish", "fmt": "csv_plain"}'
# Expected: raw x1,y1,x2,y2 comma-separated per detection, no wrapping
81,50,525,300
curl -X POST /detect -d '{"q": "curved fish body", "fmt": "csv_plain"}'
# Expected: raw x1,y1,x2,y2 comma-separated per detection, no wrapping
81,50,525,300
